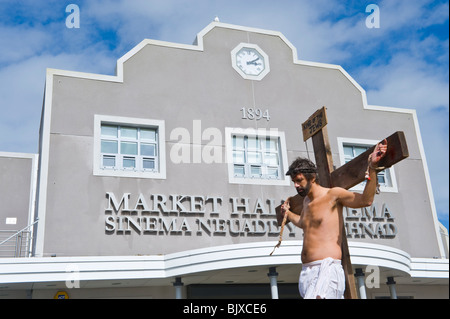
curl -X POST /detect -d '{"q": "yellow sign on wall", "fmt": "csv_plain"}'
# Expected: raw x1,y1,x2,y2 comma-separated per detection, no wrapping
54,291,69,299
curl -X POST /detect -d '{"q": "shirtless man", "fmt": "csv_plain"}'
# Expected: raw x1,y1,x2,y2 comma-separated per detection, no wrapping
282,140,387,299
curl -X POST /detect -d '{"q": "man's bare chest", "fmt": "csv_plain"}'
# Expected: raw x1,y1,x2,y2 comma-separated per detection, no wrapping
299,199,337,230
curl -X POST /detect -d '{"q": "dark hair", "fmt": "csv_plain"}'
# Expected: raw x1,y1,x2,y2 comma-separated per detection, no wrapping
285,157,319,183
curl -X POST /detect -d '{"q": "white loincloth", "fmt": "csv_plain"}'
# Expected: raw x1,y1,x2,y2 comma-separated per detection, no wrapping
299,257,345,299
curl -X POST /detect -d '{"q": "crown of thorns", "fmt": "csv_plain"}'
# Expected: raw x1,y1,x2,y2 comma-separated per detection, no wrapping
285,167,318,176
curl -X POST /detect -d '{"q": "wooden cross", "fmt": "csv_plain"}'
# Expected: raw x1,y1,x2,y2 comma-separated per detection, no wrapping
277,106,409,299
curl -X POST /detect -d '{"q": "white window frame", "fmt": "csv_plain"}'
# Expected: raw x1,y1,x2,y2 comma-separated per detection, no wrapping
225,127,290,186
337,137,398,193
94,115,166,179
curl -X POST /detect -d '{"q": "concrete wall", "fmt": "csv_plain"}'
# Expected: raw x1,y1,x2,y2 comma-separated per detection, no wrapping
0,153,37,257
0,154,36,227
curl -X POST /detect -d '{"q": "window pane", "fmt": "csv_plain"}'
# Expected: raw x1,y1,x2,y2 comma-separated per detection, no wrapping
121,127,137,139
248,151,261,164
101,125,118,138
251,166,262,177
143,158,155,170
267,167,279,178
247,137,259,150
102,155,116,167
265,153,279,165
121,142,138,155
378,172,386,184
233,151,245,164
343,146,353,157
141,129,156,141
354,146,368,157
382,170,392,187
101,140,118,154
123,157,136,168
141,143,156,156
265,139,277,151
234,165,245,177
233,136,245,149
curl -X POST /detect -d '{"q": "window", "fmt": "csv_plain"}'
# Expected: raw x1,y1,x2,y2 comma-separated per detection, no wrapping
94,115,166,179
338,138,398,192
100,125,158,172
232,135,280,179
225,128,290,186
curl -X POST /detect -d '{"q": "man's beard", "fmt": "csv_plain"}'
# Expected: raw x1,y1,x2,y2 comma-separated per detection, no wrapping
297,181,312,197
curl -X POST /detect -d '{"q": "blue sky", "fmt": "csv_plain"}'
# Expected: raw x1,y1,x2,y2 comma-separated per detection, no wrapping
0,0,448,230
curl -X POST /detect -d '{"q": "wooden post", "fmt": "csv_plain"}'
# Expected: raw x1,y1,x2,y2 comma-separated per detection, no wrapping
307,110,358,299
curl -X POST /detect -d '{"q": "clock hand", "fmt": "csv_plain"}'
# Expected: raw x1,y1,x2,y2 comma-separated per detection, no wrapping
247,57,260,65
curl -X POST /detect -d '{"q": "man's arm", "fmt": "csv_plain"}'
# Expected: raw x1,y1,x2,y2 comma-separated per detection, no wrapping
331,168,378,208
332,139,387,208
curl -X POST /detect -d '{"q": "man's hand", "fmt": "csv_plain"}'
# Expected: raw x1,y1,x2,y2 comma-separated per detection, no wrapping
270,197,292,255
281,197,291,216
370,139,388,167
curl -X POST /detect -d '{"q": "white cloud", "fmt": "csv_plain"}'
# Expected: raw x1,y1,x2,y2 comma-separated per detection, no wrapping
0,24,52,65
0,49,116,153
380,0,449,30
360,54,449,110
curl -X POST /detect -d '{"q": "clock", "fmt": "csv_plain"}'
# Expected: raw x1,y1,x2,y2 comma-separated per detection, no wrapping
231,43,270,80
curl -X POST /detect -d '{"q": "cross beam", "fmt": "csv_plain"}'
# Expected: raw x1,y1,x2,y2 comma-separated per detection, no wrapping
276,107,409,299
330,131,409,189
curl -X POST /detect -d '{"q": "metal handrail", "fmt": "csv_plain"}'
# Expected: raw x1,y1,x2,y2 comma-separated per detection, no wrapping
0,219,38,257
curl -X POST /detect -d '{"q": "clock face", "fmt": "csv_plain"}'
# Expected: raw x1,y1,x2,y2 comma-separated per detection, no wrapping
231,43,270,80
236,48,265,76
